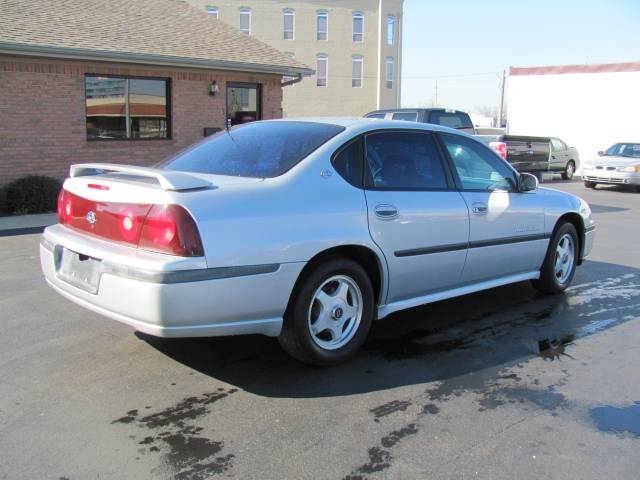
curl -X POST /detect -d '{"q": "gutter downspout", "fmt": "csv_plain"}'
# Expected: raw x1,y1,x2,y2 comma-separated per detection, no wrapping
281,73,304,87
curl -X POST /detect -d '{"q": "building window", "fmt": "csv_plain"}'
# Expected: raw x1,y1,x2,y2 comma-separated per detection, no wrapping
386,57,394,89
352,12,364,42
227,82,261,126
85,75,170,140
387,15,395,45
240,8,251,35
352,55,363,88
316,54,328,87
282,52,297,84
317,11,328,41
206,5,218,18
283,9,294,40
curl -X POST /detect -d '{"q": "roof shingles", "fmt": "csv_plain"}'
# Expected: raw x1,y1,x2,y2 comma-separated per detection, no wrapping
0,0,311,75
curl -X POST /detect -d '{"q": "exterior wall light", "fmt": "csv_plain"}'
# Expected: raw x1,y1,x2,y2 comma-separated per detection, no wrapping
209,81,219,96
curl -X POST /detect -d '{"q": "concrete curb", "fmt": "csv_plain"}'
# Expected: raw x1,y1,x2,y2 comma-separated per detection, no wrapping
0,213,57,237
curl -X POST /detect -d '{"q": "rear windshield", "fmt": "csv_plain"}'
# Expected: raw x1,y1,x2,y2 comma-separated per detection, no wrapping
160,121,344,178
428,111,473,129
391,112,418,122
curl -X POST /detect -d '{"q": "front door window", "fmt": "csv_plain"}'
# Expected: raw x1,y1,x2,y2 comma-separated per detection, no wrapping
227,83,261,126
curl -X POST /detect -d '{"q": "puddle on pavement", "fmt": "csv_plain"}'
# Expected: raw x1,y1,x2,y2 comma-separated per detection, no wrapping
112,388,238,479
589,401,640,438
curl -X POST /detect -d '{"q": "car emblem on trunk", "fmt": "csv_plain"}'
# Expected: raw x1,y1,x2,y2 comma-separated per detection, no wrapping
86,211,97,225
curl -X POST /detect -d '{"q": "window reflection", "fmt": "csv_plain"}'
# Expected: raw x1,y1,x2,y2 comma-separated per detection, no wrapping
85,76,169,140
227,83,261,126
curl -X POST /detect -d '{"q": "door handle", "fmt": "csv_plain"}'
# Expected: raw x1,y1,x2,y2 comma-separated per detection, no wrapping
374,204,399,219
472,203,488,215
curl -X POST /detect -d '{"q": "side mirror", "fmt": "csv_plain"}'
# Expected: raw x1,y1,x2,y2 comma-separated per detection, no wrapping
597,151,604,156
519,173,538,192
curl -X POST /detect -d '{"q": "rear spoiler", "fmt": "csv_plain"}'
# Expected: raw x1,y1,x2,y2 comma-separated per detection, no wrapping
69,163,213,191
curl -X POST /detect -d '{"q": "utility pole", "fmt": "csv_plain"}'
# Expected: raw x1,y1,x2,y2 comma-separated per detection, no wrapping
497,70,506,128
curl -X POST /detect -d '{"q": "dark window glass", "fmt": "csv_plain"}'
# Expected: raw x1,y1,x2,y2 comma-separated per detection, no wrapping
332,138,363,187
440,133,516,191
428,111,473,129
227,83,261,126
392,112,418,122
85,76,169,140
365,131,448,190
366,113,386,119
161,121,344,178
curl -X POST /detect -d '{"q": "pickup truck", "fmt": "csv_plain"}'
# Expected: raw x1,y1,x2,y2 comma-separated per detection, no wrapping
364,108,475,135
477,135,579,180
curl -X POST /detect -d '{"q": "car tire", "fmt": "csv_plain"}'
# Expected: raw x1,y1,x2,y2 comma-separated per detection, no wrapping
561,160,575,180
278,257,375,366
531,222,579,294
584,181,597,189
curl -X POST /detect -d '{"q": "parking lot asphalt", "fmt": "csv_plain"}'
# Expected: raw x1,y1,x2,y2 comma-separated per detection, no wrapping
1,179,639,480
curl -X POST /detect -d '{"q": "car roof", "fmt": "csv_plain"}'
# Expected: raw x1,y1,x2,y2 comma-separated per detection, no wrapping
270,117,468,135
366,108,468,114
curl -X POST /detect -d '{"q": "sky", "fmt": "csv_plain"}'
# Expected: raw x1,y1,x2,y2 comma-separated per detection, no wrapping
400,0,640,114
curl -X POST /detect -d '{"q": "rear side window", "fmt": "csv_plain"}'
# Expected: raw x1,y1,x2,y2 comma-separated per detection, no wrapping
366,113,386,119
364,131,448,190
391,112,418,122
428,111,473,129
161,121,344,178
332,138,363,187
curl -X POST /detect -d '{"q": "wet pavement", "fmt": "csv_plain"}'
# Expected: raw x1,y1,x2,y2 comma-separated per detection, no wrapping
1,180,639,479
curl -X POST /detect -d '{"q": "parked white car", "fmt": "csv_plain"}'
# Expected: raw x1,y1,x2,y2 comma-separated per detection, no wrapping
582,143,640,191
40,119,595,365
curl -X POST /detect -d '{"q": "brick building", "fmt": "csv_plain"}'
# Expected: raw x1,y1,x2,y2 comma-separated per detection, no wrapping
0,0,311,185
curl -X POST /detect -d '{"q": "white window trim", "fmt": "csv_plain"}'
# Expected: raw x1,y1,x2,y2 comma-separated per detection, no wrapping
316,54,328,88
206,6,219,19
283,9,295,40
387,15,395,45
353,12,364,43
352,55,363,88
317,11,329,41
386,57,394,89
240,7,251,35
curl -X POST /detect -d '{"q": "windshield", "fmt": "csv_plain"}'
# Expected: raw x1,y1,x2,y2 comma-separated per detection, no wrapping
603,143,640,158
160,121,344,178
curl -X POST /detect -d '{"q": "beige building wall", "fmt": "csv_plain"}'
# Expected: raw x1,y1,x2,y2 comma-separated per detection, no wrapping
186,0,403,117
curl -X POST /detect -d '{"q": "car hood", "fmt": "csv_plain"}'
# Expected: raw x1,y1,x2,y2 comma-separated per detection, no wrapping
589,156,640,167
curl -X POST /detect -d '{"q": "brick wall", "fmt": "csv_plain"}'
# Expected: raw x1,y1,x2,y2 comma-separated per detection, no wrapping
0,56,283,185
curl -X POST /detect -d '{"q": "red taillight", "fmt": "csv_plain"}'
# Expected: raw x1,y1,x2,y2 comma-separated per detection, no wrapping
138,204,203,257
57,189,203,257
489,141,507,160
57,189,65,223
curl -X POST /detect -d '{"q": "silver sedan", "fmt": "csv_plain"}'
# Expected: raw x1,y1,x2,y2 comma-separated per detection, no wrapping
582,142,640,191
40,119,595,365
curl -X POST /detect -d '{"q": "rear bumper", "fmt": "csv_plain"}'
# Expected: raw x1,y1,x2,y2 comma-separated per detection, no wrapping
40,228,304,338
582,169,640,185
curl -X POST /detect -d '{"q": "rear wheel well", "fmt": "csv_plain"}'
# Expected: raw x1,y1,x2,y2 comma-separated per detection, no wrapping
288,246,384,311
555,213,584,264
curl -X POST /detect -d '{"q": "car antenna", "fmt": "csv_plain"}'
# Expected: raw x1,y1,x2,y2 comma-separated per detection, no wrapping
225,117,239,147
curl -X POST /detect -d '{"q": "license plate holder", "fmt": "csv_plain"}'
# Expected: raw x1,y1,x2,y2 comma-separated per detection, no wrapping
56,247,102,294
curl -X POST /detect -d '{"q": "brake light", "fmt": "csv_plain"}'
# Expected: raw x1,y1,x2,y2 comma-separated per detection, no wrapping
88,183,110,190
56,189,203,257
490,141,507,160
139,204,204,257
